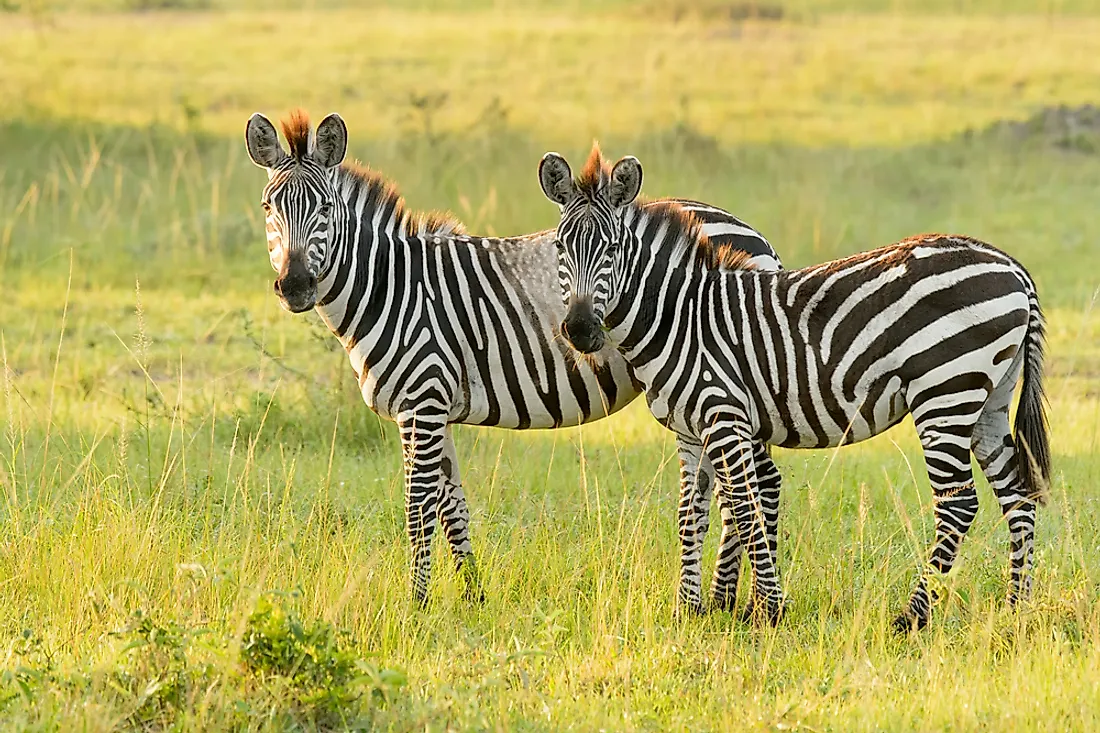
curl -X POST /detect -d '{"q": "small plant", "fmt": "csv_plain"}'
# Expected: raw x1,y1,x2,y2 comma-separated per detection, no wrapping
0,629,55,711
0,601,406,728
109,611,218,728
241,594,407,723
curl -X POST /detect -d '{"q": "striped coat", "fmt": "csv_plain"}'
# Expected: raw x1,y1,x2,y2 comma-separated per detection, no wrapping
245,111,783,606
541,146,1050,629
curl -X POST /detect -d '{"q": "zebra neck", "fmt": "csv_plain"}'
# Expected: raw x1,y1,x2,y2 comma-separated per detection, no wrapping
314,178,400,349
606,213,709,360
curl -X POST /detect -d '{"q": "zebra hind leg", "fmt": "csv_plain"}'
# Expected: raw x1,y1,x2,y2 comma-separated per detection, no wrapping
440,428,484,603
896,422,980,633
972,384,1037,607
399,413,448,607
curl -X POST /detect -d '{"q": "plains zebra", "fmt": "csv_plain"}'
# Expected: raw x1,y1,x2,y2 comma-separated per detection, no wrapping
539,146,1050,630
244,111,783,607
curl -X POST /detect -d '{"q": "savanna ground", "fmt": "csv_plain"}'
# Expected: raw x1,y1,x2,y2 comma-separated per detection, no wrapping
2,0,1100,729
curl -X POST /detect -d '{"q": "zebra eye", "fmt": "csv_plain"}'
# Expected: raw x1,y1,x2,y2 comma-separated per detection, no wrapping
319,202,333,216
261,202,271,214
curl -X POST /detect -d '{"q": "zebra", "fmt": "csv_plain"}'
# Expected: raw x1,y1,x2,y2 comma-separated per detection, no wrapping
539,146,1051,630
243,110,784,608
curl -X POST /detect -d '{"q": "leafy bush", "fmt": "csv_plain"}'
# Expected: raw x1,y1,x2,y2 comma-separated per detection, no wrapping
108,611,219,728
242,594,407,723
0,596,406,729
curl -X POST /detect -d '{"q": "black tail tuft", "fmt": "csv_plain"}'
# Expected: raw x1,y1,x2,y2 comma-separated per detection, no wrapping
1014,294,1051,506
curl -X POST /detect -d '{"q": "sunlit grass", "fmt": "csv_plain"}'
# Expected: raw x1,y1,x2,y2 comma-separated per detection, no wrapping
3,10,1100,145
3,244,1099,729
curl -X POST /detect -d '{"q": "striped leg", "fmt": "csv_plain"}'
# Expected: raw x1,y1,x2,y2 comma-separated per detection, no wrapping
755,444,782,566
676,440,753,615
676,439,712,614
440,427,484,602
729,444,783,616
709,465,743,613
896,422,980,632
705,424,783,624
972,390,1036,605
399,413,447,606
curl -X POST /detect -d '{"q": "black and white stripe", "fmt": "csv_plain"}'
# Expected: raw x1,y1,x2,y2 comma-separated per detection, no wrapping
542,149,1051,630
245,112,783,606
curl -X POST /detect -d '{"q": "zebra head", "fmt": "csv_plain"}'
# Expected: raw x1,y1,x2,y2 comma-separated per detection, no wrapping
245,110,347,313
538,145,643,354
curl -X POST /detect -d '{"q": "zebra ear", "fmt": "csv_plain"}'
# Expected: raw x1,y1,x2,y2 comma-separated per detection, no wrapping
539,153,578,206
608,156,642,208
245,113,287,169
314,113,348,168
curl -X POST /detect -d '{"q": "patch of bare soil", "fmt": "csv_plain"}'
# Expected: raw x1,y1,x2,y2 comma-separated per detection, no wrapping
968,104,1100,153
644,1,785,24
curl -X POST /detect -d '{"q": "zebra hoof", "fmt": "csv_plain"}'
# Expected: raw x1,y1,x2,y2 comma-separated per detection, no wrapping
739,595,789,625
457,558,484,604
675,599,707,619
741,596,785,626
892,611,927,634
711,591,738,614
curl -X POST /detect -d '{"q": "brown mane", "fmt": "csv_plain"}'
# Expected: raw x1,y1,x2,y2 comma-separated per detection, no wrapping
280,108,311,160
336,160,465,237
576,141,610,197
807,236,925,277
273,108,464,237
637,197,756,272
574,143,754,271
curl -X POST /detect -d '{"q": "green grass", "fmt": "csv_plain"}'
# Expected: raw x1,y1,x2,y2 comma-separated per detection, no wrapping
2,2,1100,730
4,9,1100,144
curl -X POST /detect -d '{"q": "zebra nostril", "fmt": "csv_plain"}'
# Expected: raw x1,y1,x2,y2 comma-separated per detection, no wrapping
273,279,282,295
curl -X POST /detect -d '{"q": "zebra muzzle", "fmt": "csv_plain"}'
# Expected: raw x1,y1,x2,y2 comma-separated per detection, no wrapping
274,260,318,313
561,302,605,354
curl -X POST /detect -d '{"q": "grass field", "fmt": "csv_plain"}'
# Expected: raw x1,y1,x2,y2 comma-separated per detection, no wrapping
2,1,1100,729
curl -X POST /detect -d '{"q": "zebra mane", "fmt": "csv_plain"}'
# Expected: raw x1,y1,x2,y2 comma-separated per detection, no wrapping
276,109,464,237
280,109,312,160
575,143,754,271
636,198,756,272
334,160,466,238
576,141,610,198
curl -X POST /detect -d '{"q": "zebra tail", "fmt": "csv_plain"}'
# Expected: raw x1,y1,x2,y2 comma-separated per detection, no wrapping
1014,291,1052,506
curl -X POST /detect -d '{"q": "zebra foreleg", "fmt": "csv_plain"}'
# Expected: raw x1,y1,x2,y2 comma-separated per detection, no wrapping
755,444,782,569
399,413,447,607
734,443,783,619
440,427,484,603
675,439,711,615
896,426,980,632
705,424,783,625
708,471,743,613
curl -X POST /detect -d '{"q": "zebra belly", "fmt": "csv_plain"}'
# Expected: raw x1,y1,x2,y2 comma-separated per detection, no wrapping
454,344,641,429
763,316,1027,449
351,340,642,430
